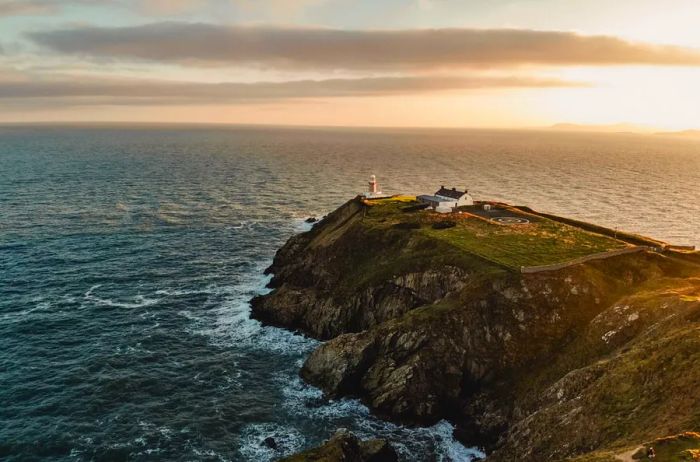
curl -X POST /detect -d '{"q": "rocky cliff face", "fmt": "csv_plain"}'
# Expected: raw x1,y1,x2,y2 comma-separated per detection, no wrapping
252,198,700,461
251,199,475,339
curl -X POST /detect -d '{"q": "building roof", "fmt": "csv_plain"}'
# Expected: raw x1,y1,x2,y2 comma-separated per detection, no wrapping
435,186,468,199
417,194,457,203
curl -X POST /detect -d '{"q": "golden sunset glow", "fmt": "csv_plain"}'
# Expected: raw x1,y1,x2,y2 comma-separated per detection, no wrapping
1,0,700,130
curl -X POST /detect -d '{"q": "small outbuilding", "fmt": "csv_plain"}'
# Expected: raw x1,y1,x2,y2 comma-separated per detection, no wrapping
418,186,474,213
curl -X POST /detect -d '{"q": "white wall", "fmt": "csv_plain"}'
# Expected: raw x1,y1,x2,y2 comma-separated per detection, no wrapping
457,193,474,207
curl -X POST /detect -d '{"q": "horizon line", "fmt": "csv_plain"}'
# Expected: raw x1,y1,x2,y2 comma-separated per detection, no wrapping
1,120,698,135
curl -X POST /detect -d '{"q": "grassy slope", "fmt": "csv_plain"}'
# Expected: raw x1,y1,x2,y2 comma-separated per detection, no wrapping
305,197,506,297
497,273,700,461
363,197,626,269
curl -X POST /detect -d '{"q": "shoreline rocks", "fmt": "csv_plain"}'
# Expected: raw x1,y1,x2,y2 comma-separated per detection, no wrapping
279,429,398,462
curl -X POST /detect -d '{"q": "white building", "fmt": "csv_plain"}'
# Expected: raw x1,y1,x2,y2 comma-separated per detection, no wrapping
418,186,474,213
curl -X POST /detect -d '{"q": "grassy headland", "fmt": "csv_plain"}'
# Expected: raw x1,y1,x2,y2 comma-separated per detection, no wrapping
363,196,627,269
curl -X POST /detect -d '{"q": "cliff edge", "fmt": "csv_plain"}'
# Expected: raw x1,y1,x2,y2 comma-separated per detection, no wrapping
252,196,700,461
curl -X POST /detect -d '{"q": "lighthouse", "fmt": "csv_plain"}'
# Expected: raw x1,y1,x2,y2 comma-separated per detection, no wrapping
363,174,387,199
368,175,379,195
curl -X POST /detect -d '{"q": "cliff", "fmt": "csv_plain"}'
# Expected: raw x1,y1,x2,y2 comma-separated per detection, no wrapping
251,197,700,461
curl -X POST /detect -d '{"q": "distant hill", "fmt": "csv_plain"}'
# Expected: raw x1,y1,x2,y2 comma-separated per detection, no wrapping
655,129,700,138
549,122,654,134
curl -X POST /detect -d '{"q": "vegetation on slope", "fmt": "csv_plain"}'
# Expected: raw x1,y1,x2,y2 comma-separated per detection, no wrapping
487,275,700,461
363,196,627,269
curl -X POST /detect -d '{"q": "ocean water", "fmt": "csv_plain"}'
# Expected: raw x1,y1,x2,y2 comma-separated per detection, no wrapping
1,125,698,461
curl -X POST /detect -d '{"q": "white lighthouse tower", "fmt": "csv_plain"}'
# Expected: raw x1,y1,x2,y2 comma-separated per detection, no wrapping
364,174,386,199
368,175,380,195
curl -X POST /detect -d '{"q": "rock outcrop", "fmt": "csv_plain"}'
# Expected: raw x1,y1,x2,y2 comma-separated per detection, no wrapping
253,197,700,461
279,429,398,462
251,199,474,339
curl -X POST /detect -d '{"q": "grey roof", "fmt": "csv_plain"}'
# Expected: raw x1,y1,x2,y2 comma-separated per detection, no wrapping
435,186,467,199
418,195,456,203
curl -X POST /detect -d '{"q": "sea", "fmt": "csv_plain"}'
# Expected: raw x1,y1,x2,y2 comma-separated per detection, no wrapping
1,125,699,461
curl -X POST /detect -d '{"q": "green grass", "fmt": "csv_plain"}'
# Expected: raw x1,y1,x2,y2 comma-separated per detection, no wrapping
362,197,627,270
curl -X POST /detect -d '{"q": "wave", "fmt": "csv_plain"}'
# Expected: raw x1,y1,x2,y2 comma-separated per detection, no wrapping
278,375,484,461
83,285,162,309
178,258,318,355
185,290,318,355
0,300,54,323
238,423,306,461
155,287,227,297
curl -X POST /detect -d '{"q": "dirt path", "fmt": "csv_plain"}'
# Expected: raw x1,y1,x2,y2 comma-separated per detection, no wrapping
615,446,643,462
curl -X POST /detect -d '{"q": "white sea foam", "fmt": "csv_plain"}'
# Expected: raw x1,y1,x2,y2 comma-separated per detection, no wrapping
280,374,368,421
179,260,318,354
83,284,162,309
191,292,317,354
190,447,231,462
294,218,315,233
0,299,54,323
226,220,256,231
155,287,216,296
277,374,484,461
238,423,306,461
424,421,486,462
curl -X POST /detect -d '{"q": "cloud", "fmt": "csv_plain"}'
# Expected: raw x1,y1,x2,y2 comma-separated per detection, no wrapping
0,74,582,106
232,0,328,15
28,23,700,70
0,0,328,18
136,0,204,15
0,0,56,17
124,0,329,16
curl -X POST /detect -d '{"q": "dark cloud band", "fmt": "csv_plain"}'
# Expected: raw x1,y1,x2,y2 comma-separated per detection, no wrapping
29,23,700,70
0,74,582,106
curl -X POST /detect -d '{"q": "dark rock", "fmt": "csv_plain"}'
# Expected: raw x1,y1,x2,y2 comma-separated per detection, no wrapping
279,429,397,462
261,436,277,450
305,217,318,223
359,438,399,461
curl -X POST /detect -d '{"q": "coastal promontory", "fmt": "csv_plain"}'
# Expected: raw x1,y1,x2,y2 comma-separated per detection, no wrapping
252,196,700,461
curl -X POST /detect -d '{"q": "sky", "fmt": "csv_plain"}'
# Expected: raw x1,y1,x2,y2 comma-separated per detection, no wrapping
1,0,700,129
